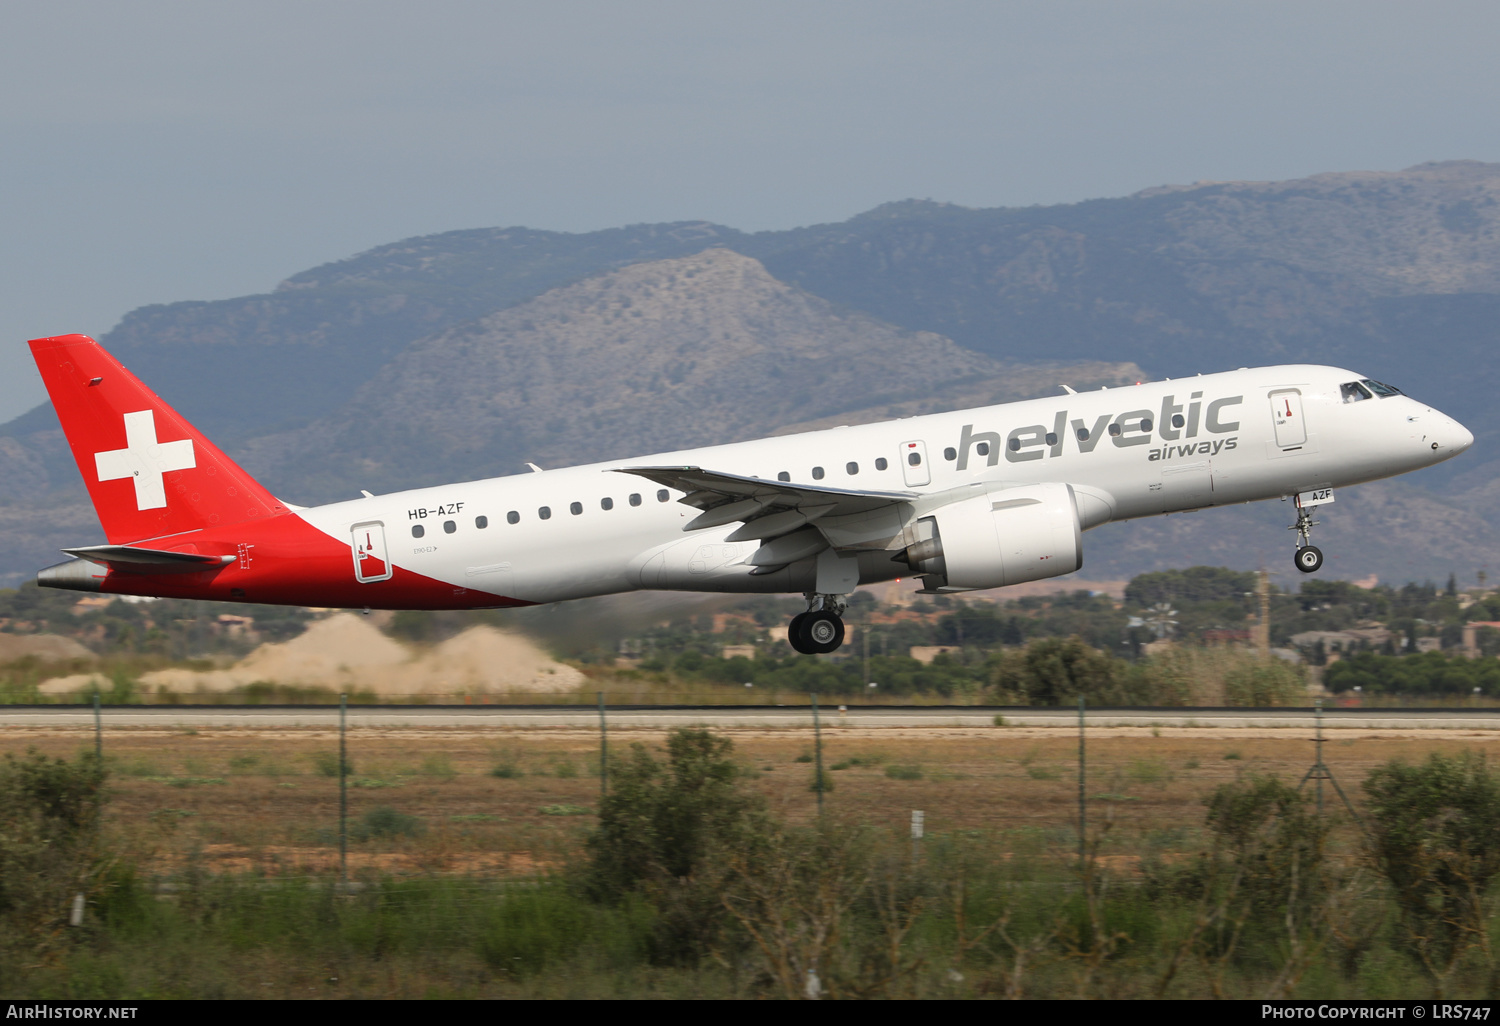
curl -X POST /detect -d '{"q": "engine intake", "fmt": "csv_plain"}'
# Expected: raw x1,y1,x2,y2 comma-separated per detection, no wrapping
895,482,1083,592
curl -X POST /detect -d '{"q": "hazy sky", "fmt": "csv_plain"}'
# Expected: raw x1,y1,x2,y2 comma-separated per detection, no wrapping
2,1,1497,420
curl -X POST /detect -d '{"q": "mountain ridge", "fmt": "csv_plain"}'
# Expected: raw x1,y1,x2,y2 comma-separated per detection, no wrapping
4,160,1499,586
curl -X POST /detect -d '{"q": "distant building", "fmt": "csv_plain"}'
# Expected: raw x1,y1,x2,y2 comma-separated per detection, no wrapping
1462,621,1500,658
721,644,757,660
1289,627,1391,655
909,645,959,665
216,613,256,638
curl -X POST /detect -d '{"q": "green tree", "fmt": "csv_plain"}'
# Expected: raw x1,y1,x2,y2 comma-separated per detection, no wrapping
996,637,1124,705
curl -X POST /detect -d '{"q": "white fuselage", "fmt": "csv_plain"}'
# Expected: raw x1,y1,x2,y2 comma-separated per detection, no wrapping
297,365,1473,605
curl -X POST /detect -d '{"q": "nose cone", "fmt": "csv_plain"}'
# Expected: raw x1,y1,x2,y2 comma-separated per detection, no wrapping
1456,420,1476,454
1431,412,1474,460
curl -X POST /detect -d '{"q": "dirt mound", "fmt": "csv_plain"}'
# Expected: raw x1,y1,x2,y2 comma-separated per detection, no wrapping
127,613,582,696
0,633,93,663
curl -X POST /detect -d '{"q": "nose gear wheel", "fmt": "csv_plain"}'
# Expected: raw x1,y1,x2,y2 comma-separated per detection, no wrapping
1289,496,1325,574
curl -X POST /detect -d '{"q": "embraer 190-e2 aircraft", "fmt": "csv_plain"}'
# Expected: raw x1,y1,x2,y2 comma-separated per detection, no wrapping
28,334,1474,654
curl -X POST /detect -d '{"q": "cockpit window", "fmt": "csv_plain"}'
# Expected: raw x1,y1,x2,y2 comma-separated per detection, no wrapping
1361,378,1403,398
1340,381,1373,403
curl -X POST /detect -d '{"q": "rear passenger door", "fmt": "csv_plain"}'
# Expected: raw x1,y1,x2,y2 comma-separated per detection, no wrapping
351,521,393,583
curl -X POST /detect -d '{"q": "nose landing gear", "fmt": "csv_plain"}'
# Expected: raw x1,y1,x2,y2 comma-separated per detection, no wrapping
1290,497,1324,574
788,593,847,654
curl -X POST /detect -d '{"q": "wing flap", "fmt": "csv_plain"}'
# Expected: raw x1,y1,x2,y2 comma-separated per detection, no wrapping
614,465,917,539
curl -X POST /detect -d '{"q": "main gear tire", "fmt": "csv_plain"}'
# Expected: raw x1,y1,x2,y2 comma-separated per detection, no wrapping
798,611,846,654
1294,545,1324,574
787,612,812,654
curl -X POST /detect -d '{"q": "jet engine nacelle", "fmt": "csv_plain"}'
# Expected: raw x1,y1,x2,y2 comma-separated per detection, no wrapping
898,482,1083,591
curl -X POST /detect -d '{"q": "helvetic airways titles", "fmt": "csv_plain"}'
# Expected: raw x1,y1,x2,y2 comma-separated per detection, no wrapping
957,391,1241,468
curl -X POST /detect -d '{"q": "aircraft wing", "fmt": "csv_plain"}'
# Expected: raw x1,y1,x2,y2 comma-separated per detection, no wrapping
613,465,918,541
63,544,236,575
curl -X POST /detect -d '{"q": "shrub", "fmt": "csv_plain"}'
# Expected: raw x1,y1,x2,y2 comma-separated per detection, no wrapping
354,806,424,840
490,763,522,779
312,751,354,777
0,750,107,950
1223,658,1306,707
1173,774,1333,985
584,728,766,962
1364,752,1500,994
1126,759,1169,785
420,754,456,780
885,764,923,781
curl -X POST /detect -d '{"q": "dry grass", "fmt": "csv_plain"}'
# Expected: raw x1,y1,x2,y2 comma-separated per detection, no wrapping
7,723,1500,878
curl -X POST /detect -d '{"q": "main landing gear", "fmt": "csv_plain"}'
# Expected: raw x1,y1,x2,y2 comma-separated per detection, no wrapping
788,593,847,654
1290,497,1324,574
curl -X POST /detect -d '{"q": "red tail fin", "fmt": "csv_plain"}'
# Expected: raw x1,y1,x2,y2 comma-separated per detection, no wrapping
29,334,288,544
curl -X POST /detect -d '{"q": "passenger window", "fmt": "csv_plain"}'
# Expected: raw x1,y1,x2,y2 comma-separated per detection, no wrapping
443,520,456,534
812,467,825,480
907,452,922,466
412,524,425,538
875,457,888,470
1008,437,1020,451
1108,424,1122,437
601,497,614,511
777,471,791,482
1341,381,1373,403
1171,414,1186,428
1140,418,1153,432
975,442,989,456
846,462,858,475
570,501,583,516
629,493,642,506
657,489,669,502
538,506,551,520
943,447,957,461
506,511,519,524
1044,433,1058,446
1076,428,1090,441
475,515,488,529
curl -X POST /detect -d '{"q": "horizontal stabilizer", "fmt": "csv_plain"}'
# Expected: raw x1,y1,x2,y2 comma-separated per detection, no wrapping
62,544,235,574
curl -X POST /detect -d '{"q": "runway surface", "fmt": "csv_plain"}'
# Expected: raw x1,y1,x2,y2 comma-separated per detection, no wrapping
3,705,1499,730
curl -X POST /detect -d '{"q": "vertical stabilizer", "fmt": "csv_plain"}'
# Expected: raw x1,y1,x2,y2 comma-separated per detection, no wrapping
28,334,287,544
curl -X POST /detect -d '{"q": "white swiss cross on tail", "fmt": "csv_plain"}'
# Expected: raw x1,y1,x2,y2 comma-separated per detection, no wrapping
94,410,196,510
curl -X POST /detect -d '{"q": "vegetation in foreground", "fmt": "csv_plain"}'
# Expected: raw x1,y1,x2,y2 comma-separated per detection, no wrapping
5,734,1500,998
